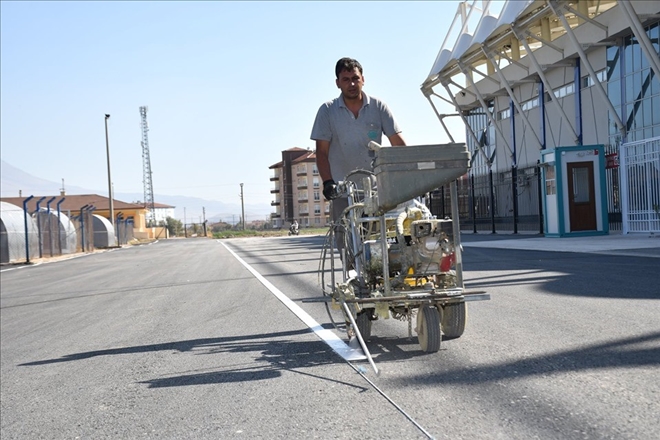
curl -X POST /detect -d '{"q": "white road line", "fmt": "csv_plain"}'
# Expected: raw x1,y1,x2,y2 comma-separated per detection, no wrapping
221,241,366,362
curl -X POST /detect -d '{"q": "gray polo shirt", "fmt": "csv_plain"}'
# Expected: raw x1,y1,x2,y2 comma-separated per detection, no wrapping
310,93,401,183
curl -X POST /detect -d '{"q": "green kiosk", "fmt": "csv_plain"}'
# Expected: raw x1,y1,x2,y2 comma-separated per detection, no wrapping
541,145,609,237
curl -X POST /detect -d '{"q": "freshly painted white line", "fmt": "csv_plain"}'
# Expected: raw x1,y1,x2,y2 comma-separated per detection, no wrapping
221,241,366,362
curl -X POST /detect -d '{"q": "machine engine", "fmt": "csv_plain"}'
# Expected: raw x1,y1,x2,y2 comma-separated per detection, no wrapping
363,217,456,288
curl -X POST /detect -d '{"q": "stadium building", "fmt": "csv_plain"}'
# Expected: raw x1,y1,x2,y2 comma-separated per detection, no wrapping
422,0,659,235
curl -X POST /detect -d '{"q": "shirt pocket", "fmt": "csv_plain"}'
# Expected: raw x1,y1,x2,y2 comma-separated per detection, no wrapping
365,121,381,141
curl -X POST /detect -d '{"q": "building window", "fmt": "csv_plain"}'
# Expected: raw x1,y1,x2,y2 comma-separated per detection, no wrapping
313,190,320,201
521,96,539,111
312,165,319,175
498,108,511,120
553,83,575,99
582,69,607,88
313,177,320,188
314,204,321,215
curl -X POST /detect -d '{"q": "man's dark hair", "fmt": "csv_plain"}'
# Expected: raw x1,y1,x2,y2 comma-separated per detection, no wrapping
335,57,363,78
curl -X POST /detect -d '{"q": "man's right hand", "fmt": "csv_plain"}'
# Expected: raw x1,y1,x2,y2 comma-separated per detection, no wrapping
322,180,339,200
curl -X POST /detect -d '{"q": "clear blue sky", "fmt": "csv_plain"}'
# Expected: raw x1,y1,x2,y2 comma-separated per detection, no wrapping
1,0,475,208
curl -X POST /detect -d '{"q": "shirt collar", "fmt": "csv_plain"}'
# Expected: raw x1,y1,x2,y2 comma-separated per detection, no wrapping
339,93,370,108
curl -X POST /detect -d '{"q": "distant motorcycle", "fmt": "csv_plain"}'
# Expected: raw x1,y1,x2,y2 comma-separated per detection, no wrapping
288,223,299,236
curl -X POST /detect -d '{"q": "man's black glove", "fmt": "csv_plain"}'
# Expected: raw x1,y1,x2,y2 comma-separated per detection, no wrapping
322,179,339,200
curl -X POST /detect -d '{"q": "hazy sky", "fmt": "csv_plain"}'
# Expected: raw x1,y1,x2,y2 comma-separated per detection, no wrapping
1,1,489,208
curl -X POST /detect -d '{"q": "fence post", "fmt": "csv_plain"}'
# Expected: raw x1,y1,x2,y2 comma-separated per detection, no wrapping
470,174,477,233
34,197,46,258
489,169,496,233
537,161,544,234
512,165,519,234
57,198,65,254
79,205,89,252
45,197,56,257
87,206,96,251
22,196,34,264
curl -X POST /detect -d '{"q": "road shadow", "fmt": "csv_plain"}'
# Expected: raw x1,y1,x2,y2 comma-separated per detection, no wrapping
18,326,368,390
391,330,660,386
461,247,660,300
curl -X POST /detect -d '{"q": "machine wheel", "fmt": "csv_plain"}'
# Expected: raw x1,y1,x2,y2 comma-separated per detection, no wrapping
417,306,441,353
355,310,373,341
442,302,467,340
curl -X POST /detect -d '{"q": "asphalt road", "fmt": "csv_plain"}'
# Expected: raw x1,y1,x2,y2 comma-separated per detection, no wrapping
1,235,659,439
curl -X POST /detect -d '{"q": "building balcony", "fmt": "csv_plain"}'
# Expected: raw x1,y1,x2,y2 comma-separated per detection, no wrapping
270,213,281,218
270,176,280,181
271,201,280,206
297,183,308,189
298,212,309,217
270,188,280,194
298,198,308,203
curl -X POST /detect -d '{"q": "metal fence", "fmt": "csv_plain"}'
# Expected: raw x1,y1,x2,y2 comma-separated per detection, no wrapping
620,136,660,233
116,217,135,245
34,210,79,258
428,161,626,234
1,206,100,264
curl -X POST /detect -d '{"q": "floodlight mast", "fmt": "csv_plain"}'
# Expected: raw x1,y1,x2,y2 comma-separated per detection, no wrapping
140,106,156,226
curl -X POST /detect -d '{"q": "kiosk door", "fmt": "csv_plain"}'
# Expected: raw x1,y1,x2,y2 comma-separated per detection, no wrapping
567,161,597,231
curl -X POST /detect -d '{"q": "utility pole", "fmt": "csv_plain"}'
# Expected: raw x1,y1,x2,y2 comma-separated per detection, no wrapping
104,114,114,226
240,183,245,230
202,207,207,237
184,207,187,238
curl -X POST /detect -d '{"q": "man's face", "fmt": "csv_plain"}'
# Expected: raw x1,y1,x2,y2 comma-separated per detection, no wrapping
336,67,364,101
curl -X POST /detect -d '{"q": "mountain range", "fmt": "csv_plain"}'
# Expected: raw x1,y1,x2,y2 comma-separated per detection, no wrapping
0,160,272,224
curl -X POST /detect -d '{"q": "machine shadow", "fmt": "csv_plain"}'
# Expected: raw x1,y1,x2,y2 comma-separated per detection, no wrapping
19,327,369,390
19,328,326,366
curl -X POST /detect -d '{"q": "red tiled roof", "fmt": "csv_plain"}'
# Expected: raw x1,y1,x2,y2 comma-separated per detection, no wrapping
291,151,316,164
1,194,145,213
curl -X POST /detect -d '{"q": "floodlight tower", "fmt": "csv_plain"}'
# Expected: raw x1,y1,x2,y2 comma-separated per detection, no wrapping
140,106,156,226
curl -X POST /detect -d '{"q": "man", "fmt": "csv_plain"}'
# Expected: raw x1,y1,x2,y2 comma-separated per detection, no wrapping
310,57,406,261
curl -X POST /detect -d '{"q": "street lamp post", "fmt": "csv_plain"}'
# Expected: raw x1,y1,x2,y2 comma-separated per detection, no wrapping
104,114,115,227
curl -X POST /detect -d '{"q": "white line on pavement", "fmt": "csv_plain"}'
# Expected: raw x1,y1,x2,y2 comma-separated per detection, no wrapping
220,241,366,362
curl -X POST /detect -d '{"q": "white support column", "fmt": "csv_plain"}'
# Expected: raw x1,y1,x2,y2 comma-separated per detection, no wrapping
521,29,564,55
424,94,456,143
458,61,514,157
467,65,501,86
619,0,660,81
482,46,543,149
491,46,529,72
441,82,493,167
511,26,581,144
430,90,458,107
547,1,626,135
448,79,478,98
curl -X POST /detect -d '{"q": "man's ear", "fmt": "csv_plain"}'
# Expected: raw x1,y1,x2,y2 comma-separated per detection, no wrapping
335,78,340,89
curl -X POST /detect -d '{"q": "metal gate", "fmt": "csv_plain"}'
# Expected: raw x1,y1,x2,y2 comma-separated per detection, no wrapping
620,136,660,233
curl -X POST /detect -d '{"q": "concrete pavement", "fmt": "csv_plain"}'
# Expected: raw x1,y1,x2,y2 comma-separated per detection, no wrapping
461,231,660,258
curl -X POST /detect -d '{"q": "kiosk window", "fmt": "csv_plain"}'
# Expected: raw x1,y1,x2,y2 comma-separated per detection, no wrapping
545,165,556,195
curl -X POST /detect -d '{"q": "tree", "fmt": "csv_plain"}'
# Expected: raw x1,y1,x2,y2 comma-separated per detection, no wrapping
165,216,183,236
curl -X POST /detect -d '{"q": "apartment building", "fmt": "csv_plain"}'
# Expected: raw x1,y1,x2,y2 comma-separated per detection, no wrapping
269,147,331,229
